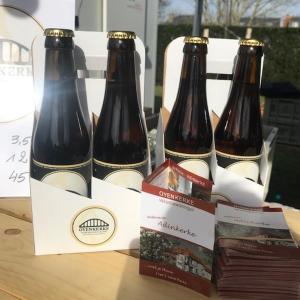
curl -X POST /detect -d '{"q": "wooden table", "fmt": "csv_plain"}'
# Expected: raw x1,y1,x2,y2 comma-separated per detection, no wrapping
0,198,299,300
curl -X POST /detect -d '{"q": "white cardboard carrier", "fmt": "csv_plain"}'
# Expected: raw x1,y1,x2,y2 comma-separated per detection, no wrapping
31,31,147,255
0,1,74,197
158,37,278,207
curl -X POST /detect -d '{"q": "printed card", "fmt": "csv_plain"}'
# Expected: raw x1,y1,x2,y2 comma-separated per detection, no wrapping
216,201,296,247
140,160,215,296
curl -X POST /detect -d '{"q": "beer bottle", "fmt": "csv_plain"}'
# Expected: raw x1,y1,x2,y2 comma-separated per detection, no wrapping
214,39,264,183
164,36,212,179
93,31,148,192
31,28,91,197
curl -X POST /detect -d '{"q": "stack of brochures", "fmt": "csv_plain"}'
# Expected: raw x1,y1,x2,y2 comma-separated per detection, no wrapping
214,201,300,300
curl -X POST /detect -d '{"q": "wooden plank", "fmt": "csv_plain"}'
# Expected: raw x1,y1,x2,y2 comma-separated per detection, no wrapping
0,198,32,222
0,212,215,300
0,290,19,300
283,208,300,245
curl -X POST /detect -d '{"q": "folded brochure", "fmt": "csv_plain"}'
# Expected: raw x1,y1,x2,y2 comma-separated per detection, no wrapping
140,159,215,296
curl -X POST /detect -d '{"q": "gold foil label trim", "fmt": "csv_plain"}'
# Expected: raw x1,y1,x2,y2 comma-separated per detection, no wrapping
165,148,212,159
216,150,262,160
32,159,91,169
93,158,148,168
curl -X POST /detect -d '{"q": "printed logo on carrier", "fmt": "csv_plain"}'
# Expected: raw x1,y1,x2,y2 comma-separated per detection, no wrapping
72,207,116,245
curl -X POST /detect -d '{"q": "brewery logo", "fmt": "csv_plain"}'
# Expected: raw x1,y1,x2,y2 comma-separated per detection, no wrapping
72,207,116,245
0,39,34,122
79,218,109,233
0,39,32,76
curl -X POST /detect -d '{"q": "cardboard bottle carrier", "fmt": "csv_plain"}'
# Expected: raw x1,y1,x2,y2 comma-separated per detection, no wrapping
30,32,149,255
156,37,278,207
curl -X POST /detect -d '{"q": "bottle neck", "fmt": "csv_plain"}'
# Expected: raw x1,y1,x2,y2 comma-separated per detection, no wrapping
44,48,76,82
41,47,79,113
178,51,207,97
233,52,261,85
106,49,136,83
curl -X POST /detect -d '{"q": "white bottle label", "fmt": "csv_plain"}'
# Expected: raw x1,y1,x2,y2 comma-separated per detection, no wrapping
178,159,210,179
93,159,148,192
165,148,211,180
31,159,91,197
104,169,144,192
227,161,260,182
42,171,88,196
216,150,262,183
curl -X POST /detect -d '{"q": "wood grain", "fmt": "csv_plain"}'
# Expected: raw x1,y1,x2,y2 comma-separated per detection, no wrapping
0,212,215,300
0,290,19,300
0,198,32,222
283,208,300,245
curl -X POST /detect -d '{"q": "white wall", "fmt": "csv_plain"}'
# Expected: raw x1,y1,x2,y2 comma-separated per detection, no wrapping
77,0,103,31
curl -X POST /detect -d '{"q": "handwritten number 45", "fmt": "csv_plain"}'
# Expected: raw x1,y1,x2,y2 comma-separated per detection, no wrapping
11,135,31,146
9,171,29,183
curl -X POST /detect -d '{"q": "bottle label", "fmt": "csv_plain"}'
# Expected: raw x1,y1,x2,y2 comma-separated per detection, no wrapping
31,159,91,197
165,148,211,180
93,159,148,192
216,150,262,183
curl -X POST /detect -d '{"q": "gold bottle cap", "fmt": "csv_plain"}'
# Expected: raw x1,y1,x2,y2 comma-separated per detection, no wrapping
184,36,209,44
107,31,136,39
239,39,264,47
44,28,74,38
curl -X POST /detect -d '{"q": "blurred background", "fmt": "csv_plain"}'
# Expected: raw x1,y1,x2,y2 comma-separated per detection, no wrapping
76,0,300,208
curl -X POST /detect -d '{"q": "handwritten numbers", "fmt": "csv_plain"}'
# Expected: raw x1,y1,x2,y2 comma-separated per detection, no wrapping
5,135,31,184
8,170,29,183
19,150,28,164
11,135,31,146
6,154,15,162
0,113,33,196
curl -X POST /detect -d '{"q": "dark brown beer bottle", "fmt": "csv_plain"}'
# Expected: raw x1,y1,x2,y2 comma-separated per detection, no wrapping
214,39,264,183
93,31,148,192
31,29,91,197
164,36,212,179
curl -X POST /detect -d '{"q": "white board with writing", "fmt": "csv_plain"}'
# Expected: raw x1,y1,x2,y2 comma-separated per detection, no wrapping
0,113,33,197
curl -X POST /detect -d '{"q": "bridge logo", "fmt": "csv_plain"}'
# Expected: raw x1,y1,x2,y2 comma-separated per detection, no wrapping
72,207,116,245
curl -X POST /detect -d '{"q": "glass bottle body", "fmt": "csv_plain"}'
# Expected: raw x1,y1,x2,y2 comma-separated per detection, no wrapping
214,44,263,183
93,37,148,191
31,34,91,196
164,42,212,179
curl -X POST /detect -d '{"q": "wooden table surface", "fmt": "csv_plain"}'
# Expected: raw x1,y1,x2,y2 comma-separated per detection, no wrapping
0,198,299,300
